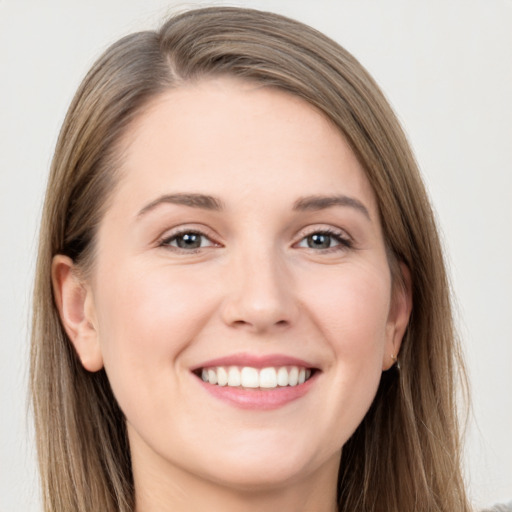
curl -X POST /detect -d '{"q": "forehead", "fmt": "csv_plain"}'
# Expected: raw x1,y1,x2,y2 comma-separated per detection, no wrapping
115,77,378,215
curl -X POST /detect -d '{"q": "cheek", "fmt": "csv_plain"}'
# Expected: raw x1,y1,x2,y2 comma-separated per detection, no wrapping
92,261,219,401
289,262,393,457
302,263,392,360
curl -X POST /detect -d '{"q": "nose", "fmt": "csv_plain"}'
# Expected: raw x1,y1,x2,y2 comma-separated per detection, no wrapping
220,248,299,334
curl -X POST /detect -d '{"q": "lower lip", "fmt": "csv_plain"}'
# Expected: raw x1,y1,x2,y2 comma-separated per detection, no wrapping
194,373,318,410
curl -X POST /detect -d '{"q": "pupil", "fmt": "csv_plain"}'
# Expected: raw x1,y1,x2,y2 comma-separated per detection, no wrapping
177,233,201,249
308,234,330,249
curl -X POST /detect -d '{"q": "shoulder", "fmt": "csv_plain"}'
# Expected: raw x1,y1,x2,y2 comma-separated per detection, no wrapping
481,502,512,512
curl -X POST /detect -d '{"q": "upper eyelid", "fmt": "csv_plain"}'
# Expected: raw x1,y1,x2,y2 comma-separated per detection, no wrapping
161,231,213,243
159,224,220,242
158,229,220,253
294,224,352,242
157,223,353,246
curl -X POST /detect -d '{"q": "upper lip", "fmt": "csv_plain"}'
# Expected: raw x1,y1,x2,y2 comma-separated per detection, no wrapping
191,353,319,371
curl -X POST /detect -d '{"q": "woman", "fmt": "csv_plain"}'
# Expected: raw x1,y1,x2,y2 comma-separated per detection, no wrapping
31,6,472,512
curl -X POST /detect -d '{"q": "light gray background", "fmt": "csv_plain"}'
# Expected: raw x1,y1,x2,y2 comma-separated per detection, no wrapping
1,1,511,510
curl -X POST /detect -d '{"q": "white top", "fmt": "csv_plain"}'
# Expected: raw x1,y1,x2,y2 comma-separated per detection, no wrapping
481,503,512,512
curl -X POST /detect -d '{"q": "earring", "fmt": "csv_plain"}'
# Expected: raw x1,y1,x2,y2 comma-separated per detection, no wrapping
391,354,401,370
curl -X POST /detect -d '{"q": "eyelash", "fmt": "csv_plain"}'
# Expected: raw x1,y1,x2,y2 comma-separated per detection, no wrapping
159,227,353,254
159,229,218,253
296,228,353,252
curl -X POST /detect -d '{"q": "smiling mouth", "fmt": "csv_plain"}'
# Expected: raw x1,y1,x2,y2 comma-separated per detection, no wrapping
193,365,316,389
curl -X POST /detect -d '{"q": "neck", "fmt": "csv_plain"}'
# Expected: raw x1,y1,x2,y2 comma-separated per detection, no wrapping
133,450,340,512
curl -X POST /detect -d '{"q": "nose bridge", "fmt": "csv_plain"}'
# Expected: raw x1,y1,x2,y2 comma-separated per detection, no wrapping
221,239,298,332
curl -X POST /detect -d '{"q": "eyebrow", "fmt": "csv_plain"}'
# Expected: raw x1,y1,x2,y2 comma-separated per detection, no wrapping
137,193,224,217
293,195,371,220
137,192,371,220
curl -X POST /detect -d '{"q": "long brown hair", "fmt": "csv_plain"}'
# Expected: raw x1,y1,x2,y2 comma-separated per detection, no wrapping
31,7,470,511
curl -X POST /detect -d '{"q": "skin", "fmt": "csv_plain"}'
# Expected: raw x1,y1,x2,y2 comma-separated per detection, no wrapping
53,78,411,512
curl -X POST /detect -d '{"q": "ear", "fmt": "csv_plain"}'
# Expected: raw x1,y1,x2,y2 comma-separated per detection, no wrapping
52,255,103,372
382,263,412,371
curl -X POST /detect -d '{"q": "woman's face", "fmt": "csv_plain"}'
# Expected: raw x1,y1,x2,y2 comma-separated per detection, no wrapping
58,78,410,494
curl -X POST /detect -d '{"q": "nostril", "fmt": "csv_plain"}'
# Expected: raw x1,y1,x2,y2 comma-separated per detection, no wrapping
228,317,290,331
232,319,250,327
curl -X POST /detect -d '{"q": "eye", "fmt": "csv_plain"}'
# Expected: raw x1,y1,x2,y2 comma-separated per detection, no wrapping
160,230,216,251
296,230,352,251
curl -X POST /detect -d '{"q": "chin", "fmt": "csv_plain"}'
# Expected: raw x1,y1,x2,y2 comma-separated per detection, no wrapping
191,438,336,492
204,458,315,492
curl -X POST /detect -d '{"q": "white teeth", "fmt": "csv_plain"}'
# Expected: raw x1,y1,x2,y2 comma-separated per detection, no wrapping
288,367,299,386
277,367,289,386
199,365,313,388
241,367,259,388
217,366,228,386
227,366,241,387
259,367,277,388
207,369,217,385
